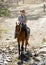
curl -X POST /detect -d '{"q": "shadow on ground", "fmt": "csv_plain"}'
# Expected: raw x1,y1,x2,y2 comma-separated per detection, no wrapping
17,51,32,65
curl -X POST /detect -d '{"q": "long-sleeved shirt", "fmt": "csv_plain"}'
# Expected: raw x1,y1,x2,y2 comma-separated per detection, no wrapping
18,15,27,25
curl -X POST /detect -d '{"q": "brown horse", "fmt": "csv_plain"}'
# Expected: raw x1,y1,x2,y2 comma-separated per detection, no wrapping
15,22,30,59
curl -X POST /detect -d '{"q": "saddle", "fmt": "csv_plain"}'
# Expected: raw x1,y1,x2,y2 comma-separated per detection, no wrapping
14,24,30,38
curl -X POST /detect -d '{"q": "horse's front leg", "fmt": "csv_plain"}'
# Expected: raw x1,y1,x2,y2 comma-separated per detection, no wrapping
25,42,27,52
18,41,20,58
21,41,24,53
21,41,24,59
25,39,28,52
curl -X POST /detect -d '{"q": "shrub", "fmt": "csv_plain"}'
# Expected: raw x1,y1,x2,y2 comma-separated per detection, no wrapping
0,3,10,17
42,38,46,44
0,25,8,39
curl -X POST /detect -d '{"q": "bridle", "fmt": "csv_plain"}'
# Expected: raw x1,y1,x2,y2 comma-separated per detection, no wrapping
16,23,22,35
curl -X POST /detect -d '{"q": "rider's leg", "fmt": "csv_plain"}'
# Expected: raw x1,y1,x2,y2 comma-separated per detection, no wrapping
24,24,28,37
21,23,28,37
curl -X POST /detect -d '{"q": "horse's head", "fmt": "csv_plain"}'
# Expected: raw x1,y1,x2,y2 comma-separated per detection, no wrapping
15,22,21,34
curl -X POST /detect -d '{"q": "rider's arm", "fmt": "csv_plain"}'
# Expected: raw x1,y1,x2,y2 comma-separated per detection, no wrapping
23,15,27,24
18,16,21,24
25,16,27,23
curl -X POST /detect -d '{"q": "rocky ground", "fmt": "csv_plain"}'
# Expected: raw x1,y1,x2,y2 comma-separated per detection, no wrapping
0,43,46,65
0,3,46,65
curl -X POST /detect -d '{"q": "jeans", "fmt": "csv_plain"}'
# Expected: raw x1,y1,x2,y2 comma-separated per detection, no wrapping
22,24,28,37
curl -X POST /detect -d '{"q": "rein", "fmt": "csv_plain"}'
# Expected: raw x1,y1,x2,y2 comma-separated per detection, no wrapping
17,25,22,35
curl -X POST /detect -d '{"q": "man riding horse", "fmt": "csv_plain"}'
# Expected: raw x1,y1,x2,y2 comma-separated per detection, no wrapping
15,10,30,38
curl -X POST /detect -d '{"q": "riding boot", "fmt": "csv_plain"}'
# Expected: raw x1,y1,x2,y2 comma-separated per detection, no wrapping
25,32,27,37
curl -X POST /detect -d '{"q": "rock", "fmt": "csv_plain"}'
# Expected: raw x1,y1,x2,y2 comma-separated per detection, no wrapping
0,49,2,53
33,53,38,57
4,53,12,62
39,54,46,57
2,48,7,53
38,48,46,54
33,57,40,62
0,54,2,60
33,56,42,62
40,45,46,49
4,60,8,65
44,58,46,65
4,50,9,53
28,58,35,64
32,47,46,57
9,46,15,51
6,55,12,62
0,60,3,65
38,61,45,65
30,62,37,65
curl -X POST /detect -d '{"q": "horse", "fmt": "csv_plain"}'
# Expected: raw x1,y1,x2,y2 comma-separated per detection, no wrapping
15,22,30,59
